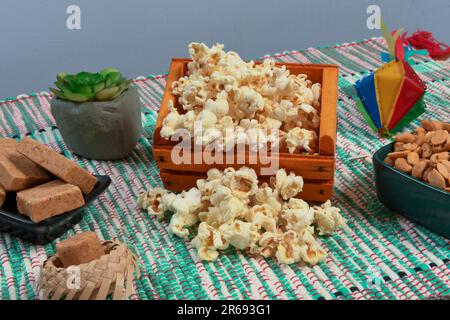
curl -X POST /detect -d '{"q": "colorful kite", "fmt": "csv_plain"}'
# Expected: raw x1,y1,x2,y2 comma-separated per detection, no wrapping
354,25,428,136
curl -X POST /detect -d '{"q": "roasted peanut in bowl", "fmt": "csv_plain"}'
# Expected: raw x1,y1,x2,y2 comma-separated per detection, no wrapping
373,120,450,239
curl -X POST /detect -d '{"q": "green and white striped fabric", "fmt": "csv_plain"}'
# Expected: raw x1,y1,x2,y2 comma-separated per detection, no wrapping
0,37,448,300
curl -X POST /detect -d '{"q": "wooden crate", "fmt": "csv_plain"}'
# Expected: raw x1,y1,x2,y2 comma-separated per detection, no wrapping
153,58,338,201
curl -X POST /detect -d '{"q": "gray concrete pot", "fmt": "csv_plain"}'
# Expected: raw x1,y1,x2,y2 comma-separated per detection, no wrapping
50,86,143,160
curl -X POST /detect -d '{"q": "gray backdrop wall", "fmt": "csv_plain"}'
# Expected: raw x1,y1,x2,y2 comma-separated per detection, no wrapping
0,0,449,99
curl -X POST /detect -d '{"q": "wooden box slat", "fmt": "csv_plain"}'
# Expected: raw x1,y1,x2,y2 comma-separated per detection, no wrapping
154,147,334,180
159,170,334,203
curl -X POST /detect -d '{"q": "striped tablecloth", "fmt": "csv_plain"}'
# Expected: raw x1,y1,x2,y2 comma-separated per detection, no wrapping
0,37,449,300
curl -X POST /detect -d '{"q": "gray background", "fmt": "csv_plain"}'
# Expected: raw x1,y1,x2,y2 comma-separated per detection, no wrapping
0,0,449,99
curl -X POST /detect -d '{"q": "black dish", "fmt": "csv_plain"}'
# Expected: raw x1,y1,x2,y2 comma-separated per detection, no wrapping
0,175,111,245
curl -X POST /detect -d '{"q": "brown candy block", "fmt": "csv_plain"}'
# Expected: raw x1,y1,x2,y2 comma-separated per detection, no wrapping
16,180,85,223
17,137,97,194
0,138,19,151
56,232,105,267
0,139,50,191
0,184,5,207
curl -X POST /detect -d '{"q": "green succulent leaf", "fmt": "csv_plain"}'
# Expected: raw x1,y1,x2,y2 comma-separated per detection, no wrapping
93,82,106,94
109,88,126,100
51,68,127,103
118,80,130,91
99,68,120,77
105,72,123,87
56,72,67,82
75,72,103,86
64,75,79,91
62,90,90,103
54,80,68,91
76,85,93,95
95,86,120,101
50,88,66,100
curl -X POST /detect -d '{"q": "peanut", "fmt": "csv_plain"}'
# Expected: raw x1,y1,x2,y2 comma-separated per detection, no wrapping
407,152,420,166
415,129,426,145
436,163,449,179
388,151,410,160
421,143,433,158
423,167,433,182
395,132,416,143
440,160,450,172
415,126,426,135
412,160,429,179
414,146,422,157
445,136,450,150
384,156,394,166
421,119,443,131
435,152,449,161
431,130,448,145
402,143,418,151
429,155,439,167
432,144,446,153
428,169,446,189
393,142,405,152
443,123,450,132
394,158,412,173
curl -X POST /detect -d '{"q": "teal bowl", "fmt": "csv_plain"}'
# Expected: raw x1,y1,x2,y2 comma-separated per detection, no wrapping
373,143,450,239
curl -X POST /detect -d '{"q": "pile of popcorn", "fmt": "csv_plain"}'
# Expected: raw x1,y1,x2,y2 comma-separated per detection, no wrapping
137,167,346,265
160,43,321,154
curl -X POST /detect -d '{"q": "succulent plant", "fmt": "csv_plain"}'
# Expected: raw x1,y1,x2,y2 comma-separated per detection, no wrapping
50,68,131,103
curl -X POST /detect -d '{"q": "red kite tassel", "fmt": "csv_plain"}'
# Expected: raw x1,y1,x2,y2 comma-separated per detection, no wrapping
405,30,450,59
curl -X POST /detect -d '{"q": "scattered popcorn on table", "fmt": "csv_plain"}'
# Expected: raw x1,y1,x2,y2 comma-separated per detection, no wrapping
160,43,322,154
137,167,346,265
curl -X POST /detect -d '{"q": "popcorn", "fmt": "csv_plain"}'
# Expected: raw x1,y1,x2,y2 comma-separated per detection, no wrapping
299,240,327,265
204,91,229,117
313,200,347,235
160,101,182,139
282,198,314,232
137,167,345,266
311,83,321,107
253,183,282,212
276,231,302,264
222,167,258,200
231,86,265,120
219,196,247,221
180,110,197,134
161,43,322,154
191,222,229,261
285,127,318,153
222,220,259,250
168,212,195,238
137,187,167,220
196,110,218,129
244,204,278,232
258,231,280,258
210,184,232,207
172,188,202,215
272,168,304,200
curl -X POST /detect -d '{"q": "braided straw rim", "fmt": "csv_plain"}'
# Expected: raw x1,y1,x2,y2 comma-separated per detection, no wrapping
37,241,139,300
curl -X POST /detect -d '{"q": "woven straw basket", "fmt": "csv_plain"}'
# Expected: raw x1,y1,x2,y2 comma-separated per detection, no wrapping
38,241,139,300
